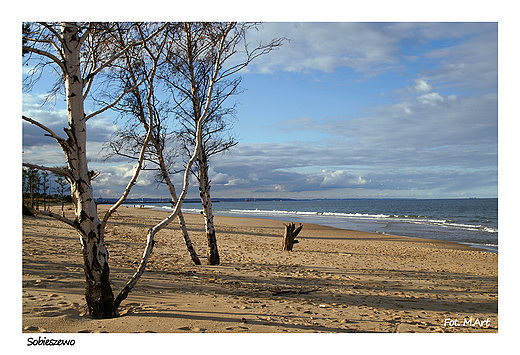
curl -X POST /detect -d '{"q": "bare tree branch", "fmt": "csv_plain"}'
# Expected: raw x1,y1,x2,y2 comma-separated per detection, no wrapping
22,115,71,150
101,116,153,231
114,81,205,306
38,22,66,52
84,22,169,84
22,46,65,74
22,162,73,181
78,22,92,46
85,75,147,121
33,209,77,230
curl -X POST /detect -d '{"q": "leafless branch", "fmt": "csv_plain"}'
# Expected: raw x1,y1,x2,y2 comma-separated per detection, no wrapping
84,22,169,83
85,75,147,121
22,115,71,149
34,209,77,230
101,120,153,231
22,162,73,181
22,45,65,74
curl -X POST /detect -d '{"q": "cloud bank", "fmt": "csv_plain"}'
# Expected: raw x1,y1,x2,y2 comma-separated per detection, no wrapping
22,22,498,199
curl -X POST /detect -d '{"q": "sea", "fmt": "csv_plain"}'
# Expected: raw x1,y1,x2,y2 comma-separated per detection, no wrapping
133,198,498,253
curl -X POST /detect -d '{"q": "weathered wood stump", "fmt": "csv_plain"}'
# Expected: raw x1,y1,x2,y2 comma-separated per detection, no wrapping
282,222,303,251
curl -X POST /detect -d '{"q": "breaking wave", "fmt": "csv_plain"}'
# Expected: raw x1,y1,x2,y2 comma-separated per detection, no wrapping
225,208,498,234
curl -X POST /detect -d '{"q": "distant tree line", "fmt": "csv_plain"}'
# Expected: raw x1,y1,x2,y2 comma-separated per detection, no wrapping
22,167,71,213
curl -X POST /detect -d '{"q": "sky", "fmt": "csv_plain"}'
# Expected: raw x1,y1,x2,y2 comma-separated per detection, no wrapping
21,21,499,200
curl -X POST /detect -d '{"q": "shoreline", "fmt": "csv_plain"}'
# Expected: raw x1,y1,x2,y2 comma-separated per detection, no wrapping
22,205,498,334
139,203,494,253
197,211,489,252
209,212,492,253
136,203,498,254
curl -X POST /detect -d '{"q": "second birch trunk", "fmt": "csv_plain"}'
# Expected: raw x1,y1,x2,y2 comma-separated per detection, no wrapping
198,151,220,265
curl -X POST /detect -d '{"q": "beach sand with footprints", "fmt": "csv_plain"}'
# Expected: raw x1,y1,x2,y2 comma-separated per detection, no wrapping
22,205,497,333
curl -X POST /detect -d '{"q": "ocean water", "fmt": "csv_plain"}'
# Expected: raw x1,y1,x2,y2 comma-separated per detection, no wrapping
144,198,498,253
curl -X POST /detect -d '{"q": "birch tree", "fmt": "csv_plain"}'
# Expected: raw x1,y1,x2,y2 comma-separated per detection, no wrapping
111,24,230,305
164,22,285,265
103,22,202,265
22,22,165,318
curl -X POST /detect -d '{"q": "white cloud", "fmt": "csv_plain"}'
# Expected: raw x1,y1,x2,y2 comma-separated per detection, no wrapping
211,171,231,185
424,26,497,93
239,23,403,75
319,170,367,188
212,86,496,196
413,79,433,92
391,102,414,115
418,92,445,106
86,116,120,142
237,22,497,83
22,145,67,167
22,65,37,76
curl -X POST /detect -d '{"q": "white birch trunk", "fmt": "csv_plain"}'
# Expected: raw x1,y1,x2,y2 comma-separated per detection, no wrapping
183,22,228,265
114,111,204,307
198,151,219,265
159,162,201,265
119,30,202,266
61,23,115,318
24,22,176,318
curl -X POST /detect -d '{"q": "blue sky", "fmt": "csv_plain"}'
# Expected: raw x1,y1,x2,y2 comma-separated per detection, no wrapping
22,22,499,200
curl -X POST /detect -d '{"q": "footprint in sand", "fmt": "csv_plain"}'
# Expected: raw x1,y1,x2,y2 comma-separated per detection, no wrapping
23,326,46,332
118,302,146,316
225,326,249,332
177,326,207,332
41,306,60,311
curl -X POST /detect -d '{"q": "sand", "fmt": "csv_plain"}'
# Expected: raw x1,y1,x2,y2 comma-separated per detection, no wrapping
22,205,498,335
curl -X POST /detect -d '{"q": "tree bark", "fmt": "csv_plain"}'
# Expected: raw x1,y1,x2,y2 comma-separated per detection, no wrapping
114,226,155,310
117,28,202,266
23,204,35,216
153,127,200,265
61,22,115,318
24,22,173,318
114,105,205,305
182,23,227,266
282,223,303,251
160,163,201,266
198,151,220,265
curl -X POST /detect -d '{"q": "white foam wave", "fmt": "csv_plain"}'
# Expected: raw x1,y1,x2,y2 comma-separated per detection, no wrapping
146,205,497,234
226,208,498,233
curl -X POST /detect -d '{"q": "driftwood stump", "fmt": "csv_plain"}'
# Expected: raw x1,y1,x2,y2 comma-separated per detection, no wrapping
282,222,303,251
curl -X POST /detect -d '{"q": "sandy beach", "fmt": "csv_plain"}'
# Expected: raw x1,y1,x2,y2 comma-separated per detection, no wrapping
22,205,498,335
